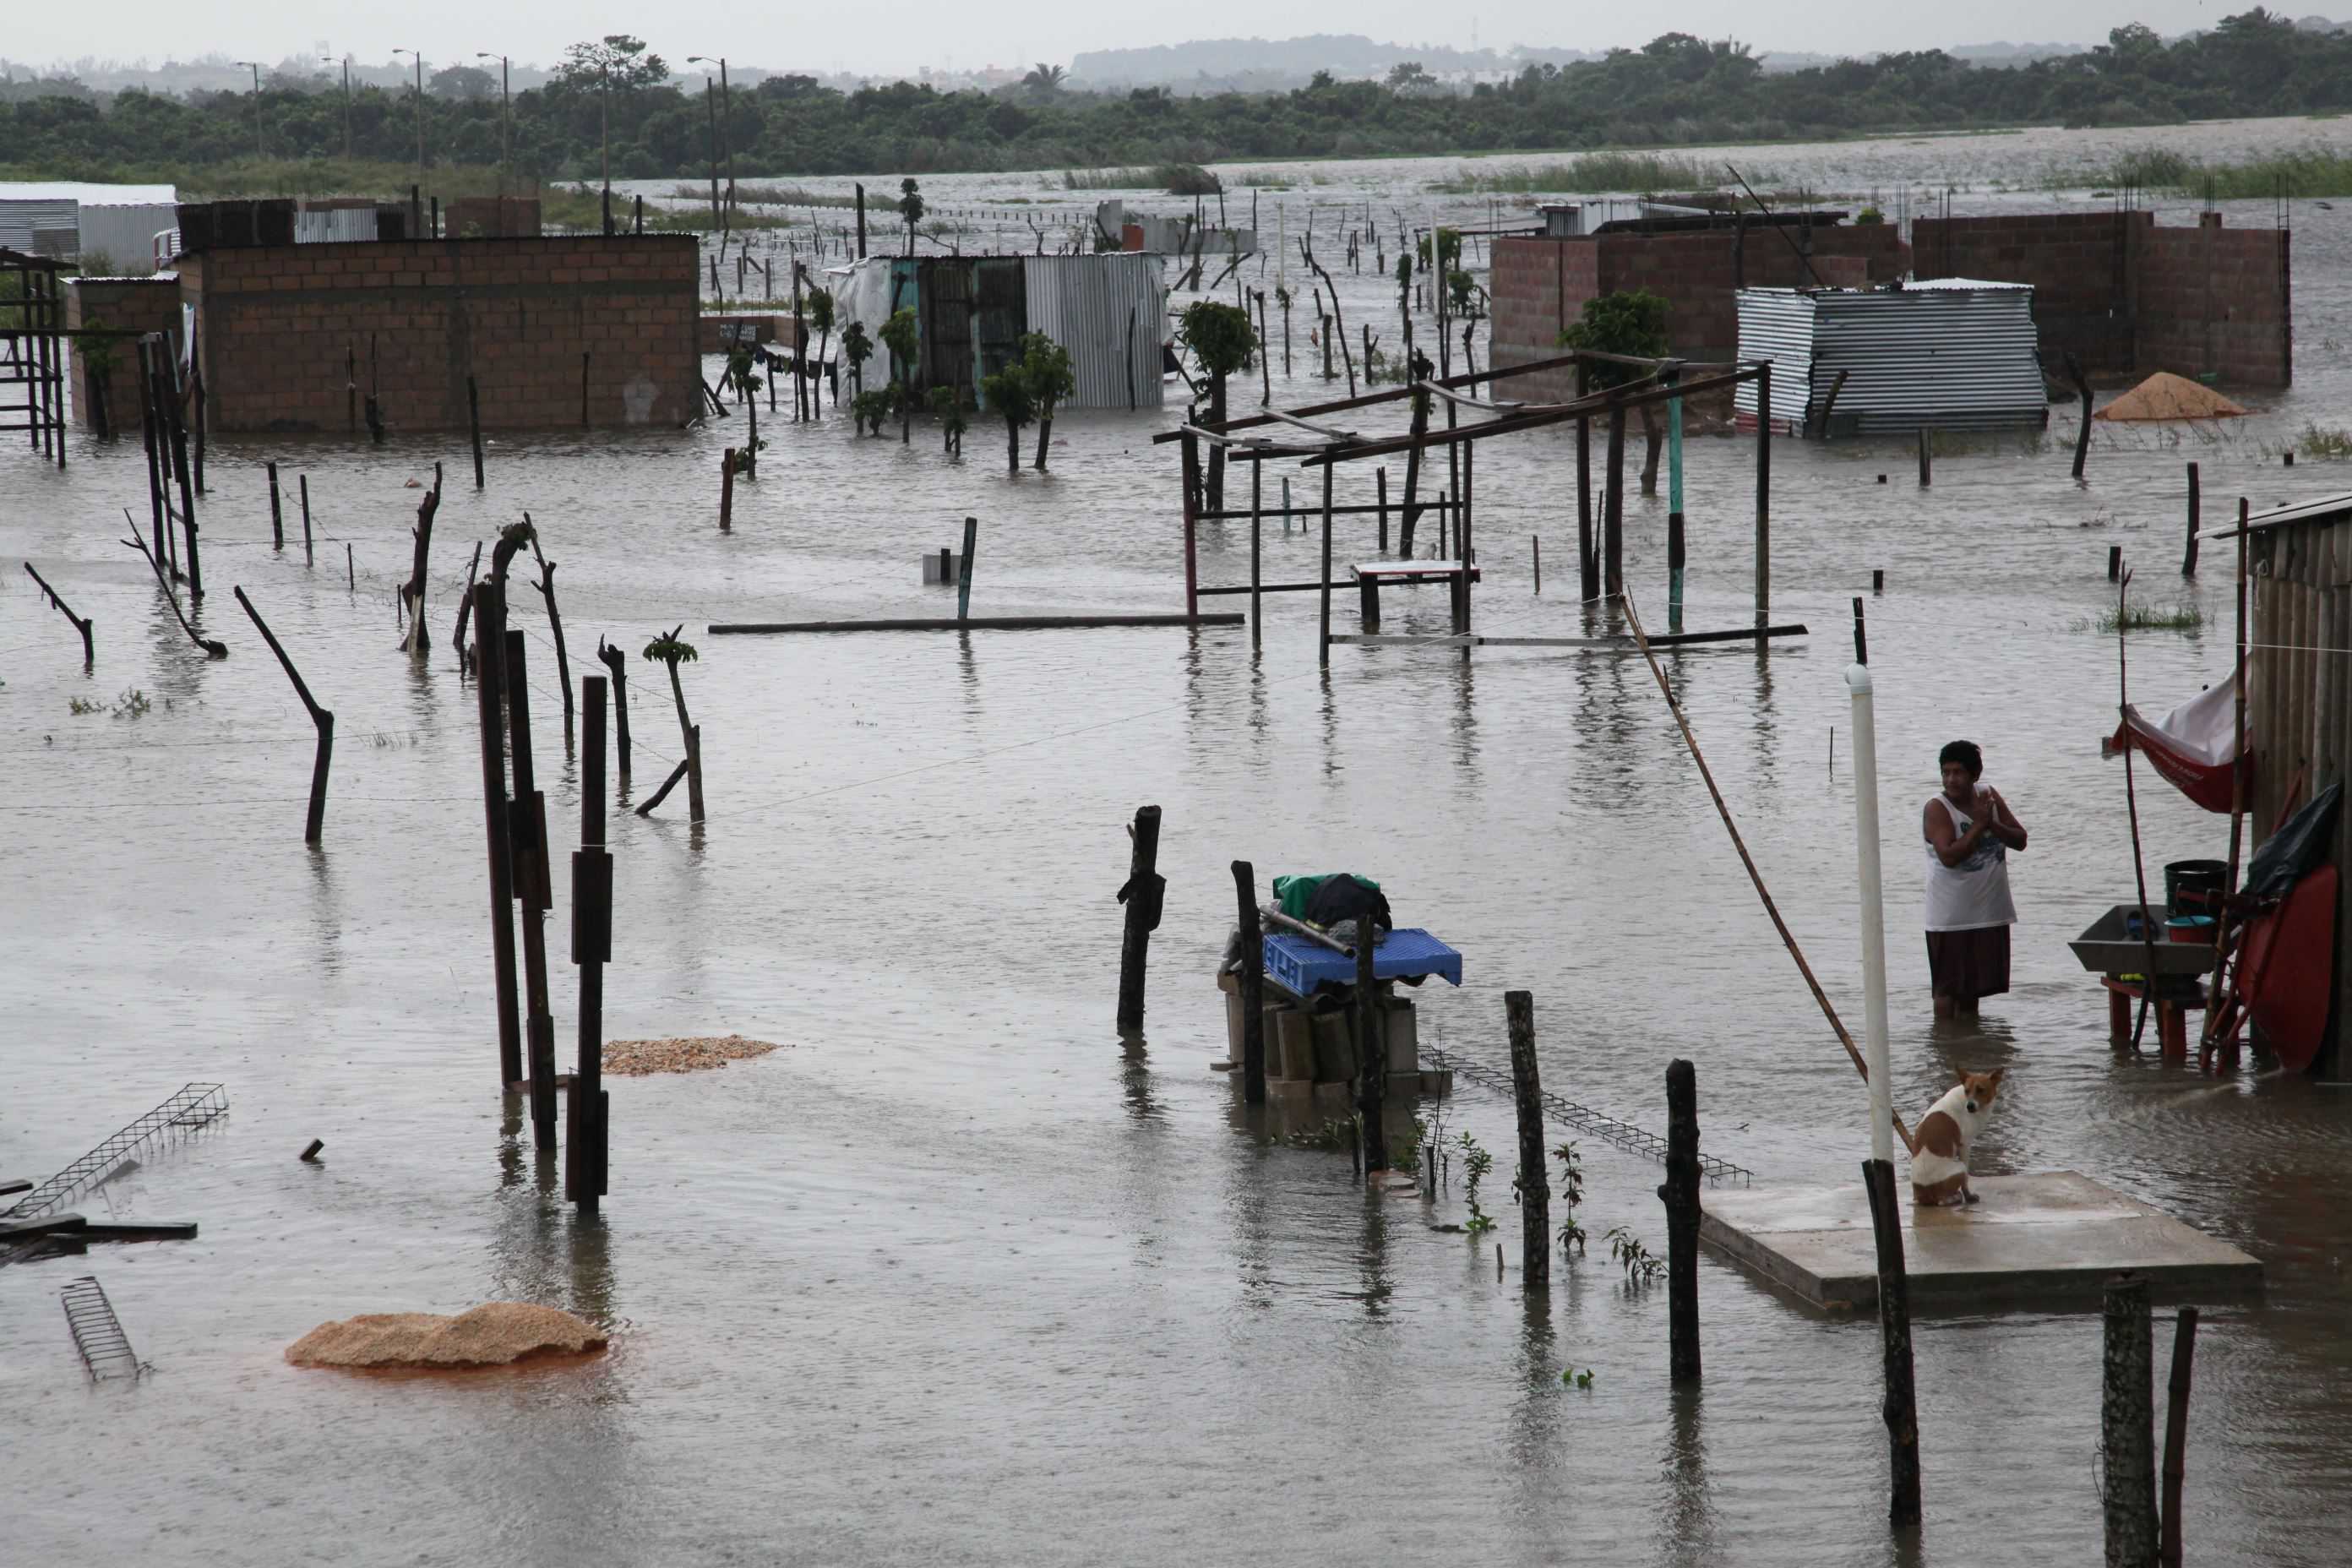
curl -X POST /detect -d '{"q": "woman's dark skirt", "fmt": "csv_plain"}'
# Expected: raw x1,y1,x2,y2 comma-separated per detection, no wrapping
1926,925,2011,1001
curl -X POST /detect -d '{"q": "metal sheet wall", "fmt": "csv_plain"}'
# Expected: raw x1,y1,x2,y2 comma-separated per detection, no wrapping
1812,288,2047,433
0,198,77,254
1021,253,1165,410
74,204,178,272
293,209,379,245
1732,290,1815,425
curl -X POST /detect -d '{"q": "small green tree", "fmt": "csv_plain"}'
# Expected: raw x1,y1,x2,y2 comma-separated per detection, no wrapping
1560,288,1673,491
1017,332,1075,471
1176,300,1255,514
640,624,704,821
805,286,836,414
896,177,925,257
878,307,920,444
979,357,1037,475
927,384,968,456
841,319,873,400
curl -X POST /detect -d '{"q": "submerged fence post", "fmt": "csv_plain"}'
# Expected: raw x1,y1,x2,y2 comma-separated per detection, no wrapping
267,460,284,549
469,374,486,488
504,629,559,1152
2159,1306,2200,1568
2068,351,2094,481
2104,1273,2159,1568
1505,991,1549,1290
1864,1158,1924,1527
1755,360,1772,628
957,516,978,622
1661,1059,1701,1383
569,674,612,1211
233,585,335,846
473,581,524,1089
1354,924,1386,1173
2183,462,2201,577
1115,806,1165,1035
1232,860,1266,1105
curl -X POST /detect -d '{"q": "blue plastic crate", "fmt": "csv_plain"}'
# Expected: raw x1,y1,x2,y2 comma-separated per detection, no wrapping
1263,927,1462,997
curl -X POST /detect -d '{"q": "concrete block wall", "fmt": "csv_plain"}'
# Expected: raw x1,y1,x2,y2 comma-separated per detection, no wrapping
181,235,700,433
2136,215,2291,388
63,276,182,432
1912,212,2140,373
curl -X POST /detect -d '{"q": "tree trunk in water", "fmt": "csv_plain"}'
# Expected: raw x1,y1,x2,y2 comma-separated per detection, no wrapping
667,662,693,753
1035,410,1054,471
1206,373,1228,517
1006,418,1021,475
1642,403,1663,495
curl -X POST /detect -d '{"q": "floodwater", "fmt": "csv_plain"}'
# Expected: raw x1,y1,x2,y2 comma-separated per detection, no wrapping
7,122,2352,1565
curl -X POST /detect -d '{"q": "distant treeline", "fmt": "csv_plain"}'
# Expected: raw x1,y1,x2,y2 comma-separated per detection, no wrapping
3,14,2344,186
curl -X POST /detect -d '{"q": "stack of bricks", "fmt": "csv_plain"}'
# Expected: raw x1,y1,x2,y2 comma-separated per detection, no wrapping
63,276,182,432
177,235,700,433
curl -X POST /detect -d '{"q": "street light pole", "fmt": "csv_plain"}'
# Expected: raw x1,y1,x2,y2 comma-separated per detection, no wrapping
324,57,350,161
476,54,511,198
235,61,263,161
393,48,424,176
600,64,612,235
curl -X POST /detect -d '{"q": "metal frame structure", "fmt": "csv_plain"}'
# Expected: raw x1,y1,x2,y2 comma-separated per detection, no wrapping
0,245,69,467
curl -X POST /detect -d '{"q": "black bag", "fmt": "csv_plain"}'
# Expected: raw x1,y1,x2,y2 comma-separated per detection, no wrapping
2245,783,2341,904
1304,874,1392,935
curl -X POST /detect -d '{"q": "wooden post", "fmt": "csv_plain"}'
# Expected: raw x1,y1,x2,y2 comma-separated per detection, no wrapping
1250,463,1262,647
168,384,201,602
1604,400,1627,597
299,474,313,563
2159,1307,2199,1567
569,675,612,1211
1114,806,1164,1035
2110,545,2124,582
2183,462,2201,577
1354,919,1387,1171
2069,351,2095,481
1399,389,1429,556
1533,536,1542,595
2104,1274,2159,1568
1505,991,1549,1289
346,542,354,591
472,582,523,1088
23,562,93,667
855,182,867,258
1376,466,1388,553
1232,861,1266,1104
1917,427,1931,486
191,371,206,493
398,468,439,655
529,531,577,752
596,639,633,781
504,629,559,1152
233,586,335,845
1179,433,1201,620
1319,464,1335,667
1661,1059,1701,1382
267,461,284,549
956,516,978,622
719,449,736,531
1668,509,1686,632
1755,362,1772,627
1459,437,1476,638
468,375,485,487
136,342,167,570
1863,1157,1924,1527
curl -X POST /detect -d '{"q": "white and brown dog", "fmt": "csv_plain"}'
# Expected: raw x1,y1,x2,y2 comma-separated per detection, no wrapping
1909,1069,2006,1206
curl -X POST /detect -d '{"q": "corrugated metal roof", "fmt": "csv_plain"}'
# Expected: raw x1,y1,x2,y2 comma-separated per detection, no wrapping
1732,291,1815,425
1902,277,2035,292
294,209,379,244
1022,253,1165,410
2208,493,2352,540
1734,286,2047,434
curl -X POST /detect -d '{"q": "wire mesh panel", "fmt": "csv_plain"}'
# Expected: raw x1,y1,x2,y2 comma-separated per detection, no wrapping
61,1276,143,1380
3,1083,228,1219
1423,1047,1752,1187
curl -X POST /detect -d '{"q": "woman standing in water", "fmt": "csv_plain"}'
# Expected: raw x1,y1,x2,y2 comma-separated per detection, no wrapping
1923,740,2028,1017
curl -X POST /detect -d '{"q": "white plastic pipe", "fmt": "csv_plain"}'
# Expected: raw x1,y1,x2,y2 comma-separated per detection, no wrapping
1848,662,1894,1166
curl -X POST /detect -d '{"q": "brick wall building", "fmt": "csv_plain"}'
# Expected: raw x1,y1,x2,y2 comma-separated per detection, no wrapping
63,275,182,433
172,234,699,433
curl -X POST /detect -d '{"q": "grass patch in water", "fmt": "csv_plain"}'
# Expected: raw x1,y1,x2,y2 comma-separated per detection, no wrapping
2295,422,2352,459
2055,147,2352,198
1430,152,1726,193
2088,602,2207,634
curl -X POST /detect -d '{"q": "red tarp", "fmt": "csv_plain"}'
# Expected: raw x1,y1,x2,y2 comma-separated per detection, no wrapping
2106,672,2253,814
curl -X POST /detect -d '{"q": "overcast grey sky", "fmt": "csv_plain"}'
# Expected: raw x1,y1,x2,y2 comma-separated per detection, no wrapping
10,3,2258,78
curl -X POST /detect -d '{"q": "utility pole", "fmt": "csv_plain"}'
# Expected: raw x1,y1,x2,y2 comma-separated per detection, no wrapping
235,61,263,161
323,57,350,161
476,53,511,197
393,49,424,175
600,64,612,233
687,56,733,223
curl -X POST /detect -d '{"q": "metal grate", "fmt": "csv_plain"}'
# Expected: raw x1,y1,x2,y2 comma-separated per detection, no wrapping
3,1084,228,1219
1424,1047,1752,1186
60,1276,144,1380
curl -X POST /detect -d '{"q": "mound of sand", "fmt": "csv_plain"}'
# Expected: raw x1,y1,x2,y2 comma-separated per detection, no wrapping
2094,372,2249,422
602,1033,781,1076
286,1302,606,1369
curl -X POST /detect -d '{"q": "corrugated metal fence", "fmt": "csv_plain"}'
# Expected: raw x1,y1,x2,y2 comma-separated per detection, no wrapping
1736,284,2049,434
1023,253,1165,411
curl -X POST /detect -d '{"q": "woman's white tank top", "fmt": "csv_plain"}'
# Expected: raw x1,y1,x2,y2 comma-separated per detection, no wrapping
1924,793,2017,932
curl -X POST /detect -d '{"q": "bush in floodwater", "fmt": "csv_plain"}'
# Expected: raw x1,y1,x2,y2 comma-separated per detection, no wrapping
1605,1224,1663,1283
1552,1140,1588,1255
1560,1366,1597,1390
2295,422,2352,460
112,688,151,719
2092,601,2206,633
68,695,103,716
1456,1131,1496,1235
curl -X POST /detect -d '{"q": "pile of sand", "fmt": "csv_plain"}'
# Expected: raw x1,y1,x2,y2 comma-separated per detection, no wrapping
286,1302,606,1369
602,1033,782,1076
2094,372,2250,422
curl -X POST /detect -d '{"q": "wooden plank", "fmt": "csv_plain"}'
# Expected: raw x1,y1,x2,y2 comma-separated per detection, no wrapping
1353,559,1475,580
79,1220,199,1243
1418,381,1531,414
0,1179,30,1197
1331,623,1810,650
1264,409,1362,441
709,613,1244,634
0,1211,87,1239
1152,351,1590,444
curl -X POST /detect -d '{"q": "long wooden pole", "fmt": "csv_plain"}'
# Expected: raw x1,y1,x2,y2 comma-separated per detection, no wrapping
1115,805,1164,1034
2120,565,2162,1052
2159,1306,2199,1566
1623,591,1917,1153
232,585,335,845
473,582,524,1087
1233,861,1266,1105
505,629,558,1150
1864,1157,1924,1525
570,675,612,1211
1506,991,1549,1290
2208,504,2251,1044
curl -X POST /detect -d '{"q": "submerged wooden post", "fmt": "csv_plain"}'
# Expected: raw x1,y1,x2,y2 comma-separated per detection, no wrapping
23,562,93,667
1250,461,1263,648
597,638,633,781
2159,1307,2200,1567
1667,362,1685,629
957,516,978,621
472,581,524,1088
1354,919,1387,1172
1661,1059,1701,1382
1232,860,1266,1104
719,449,737,531
1376,466,1389,553
2104,1274,2159,1568
1505,991,1549,1290
1863,1157,1923,1527
1604,400,1627,597
569,675,612,1211
1179,433,1201,619
233,586,335,845
1319,464,1335,666
2183,462,2201,577
2110,545,2124,582
468,374,486,487
1755,361,1772,627
1917,427,1931,487
1115,806,1165,1034
299,474,313,562
2069,351,2094,481
267,461,284,549
504,629,559,1152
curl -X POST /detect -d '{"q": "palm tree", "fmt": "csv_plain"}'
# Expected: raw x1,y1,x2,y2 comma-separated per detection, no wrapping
1022,63,1065,95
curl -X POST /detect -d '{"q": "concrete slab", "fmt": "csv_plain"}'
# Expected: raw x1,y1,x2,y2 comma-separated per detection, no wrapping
1700,1170,2263,1312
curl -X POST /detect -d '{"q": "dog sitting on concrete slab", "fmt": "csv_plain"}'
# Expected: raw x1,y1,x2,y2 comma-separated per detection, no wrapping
1909,1068,2006,1207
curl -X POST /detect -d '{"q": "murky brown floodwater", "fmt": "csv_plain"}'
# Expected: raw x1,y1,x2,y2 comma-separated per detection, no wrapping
8,123,2352,1565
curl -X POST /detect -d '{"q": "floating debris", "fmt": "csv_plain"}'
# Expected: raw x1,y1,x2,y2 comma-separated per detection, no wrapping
601,1034,783,1076
286,1303,607,1369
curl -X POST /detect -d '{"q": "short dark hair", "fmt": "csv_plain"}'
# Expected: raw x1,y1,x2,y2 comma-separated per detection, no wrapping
1939,740,1984,778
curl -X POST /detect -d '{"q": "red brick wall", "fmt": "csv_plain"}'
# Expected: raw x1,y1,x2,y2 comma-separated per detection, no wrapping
181,236,700,433
2136,215,2292,388
63,276,182,431
1911,212,2141,373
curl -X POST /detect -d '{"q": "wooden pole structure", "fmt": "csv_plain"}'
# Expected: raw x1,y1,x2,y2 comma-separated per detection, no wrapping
399,468,438,655
1576,368,1597,602
1114,805,1165,1035
267,461,284,549
504,629,559,1151
957,516,978,622
719,449,737,531
597,638,633,781
2159,1307,2200,1567
2119,565,2162,1052
1354,923,1386,1172
233,586,335,845
1662,1058,1701,1381
569,675,612,1211
1863,1157,1924,1526
299,474,313,563
1604,400,1627,597
2207,505,2251,1044
1319,464,1335,666
1666,362,1685,630
1250,463,1263,647
1232,860,1266,1104
529,528,576,752
23,562,93,667
854,182,867,258
1375,466,1388,553
135,341,168,574
1917,428,1931,487
469,375,486,487
1458,438,1476,639
472,581,524,1088
1399,389,1429,556
1755,361,1772,627
2104,1274,2159,1568
2069,351,2095,481
1505,991,1549,1289
2182,462,2200,576
1179,433,1202,618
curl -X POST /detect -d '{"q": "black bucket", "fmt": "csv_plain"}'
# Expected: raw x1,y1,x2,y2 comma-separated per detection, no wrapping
2166,859,2230,917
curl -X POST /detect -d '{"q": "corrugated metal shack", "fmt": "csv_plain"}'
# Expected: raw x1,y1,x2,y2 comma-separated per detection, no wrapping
1733,280,2049,435
828,253,1167,410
